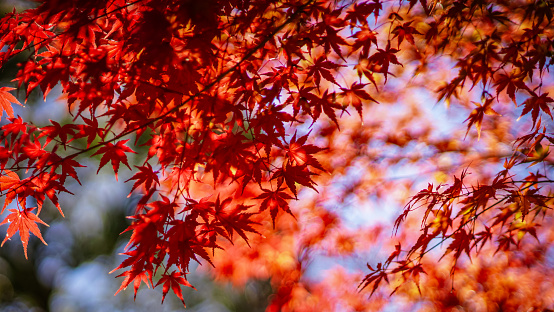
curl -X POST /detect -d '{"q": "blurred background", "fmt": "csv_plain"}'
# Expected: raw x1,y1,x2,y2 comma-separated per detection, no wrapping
0,1,274,311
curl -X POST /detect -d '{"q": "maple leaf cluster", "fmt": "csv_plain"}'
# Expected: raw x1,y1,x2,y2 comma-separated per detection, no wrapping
0,0,553,309
0,0,384,305
353,0,554,305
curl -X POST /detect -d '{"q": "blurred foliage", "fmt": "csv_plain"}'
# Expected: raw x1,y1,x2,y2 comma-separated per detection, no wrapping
0,2,274,311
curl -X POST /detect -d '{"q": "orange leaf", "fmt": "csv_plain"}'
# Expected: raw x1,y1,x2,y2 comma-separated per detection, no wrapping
0,87,23,121
0,170,21,213
0,207,48,259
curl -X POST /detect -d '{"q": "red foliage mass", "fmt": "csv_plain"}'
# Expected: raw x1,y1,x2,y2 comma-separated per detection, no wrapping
1,0,554,309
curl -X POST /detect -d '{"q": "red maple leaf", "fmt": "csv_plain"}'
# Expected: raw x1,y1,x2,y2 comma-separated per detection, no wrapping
0,207,48,259
442,228,473,261
308,90,342,126
125,163,160,195
256,187,294,227
464,97,501,140
367,42,402,82
340,82,378,118
29,172,70,216
391,21,422,46
212,197,260,245
306,56,344,87
59,156,85,185
1,116,28,139
494,72,528,103
113,268,152,300
0,170,21,213
155,271,195,307
284,132,325,170
73,117,103,148
38,119,81,148
273,163,319,197
92,139,137,180
345,0,382,25
349,25,378,58
0,87,23,121
359,262,389,296
519,93,554,127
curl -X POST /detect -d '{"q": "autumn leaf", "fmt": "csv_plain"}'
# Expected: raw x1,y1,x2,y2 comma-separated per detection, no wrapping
367,42,402,82
519,93,554,127
30,172,69,216
92,139,137,180
155,271,195,307
349,25,378,58
0,207,48,259
284,132,325,170
494,72,527,103
464,97,501,140
391,21,421,46
0,170,20,193
73,117,103,148
274,163,319,196
0,87,23,121
495,234,516,254
212,197,260,245
39,120,79,147
306,56,344,87
340,82,378,117
474,226,493,252
441,228,473,261
359,262,389,296
308,89,342,126
113,268,153,300
59,157,85,185
0,170,21,213
125,163,160,196
256,187,294,227
345,0,382,24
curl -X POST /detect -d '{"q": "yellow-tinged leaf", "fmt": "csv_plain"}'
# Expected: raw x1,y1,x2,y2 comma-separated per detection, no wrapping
0,87,23,121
